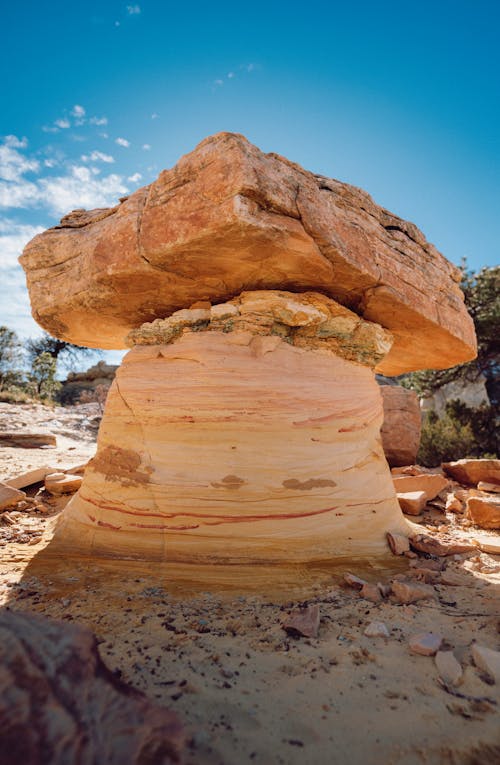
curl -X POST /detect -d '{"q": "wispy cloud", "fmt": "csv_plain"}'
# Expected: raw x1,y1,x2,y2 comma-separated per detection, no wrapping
54,119,70,129
115,137,130,148
128,172,142,183
0,137,40,182
142,143,151,150
0,219,45,270
71,105,86,118
81,150,115,164
89,116,108,126
126,4,141,14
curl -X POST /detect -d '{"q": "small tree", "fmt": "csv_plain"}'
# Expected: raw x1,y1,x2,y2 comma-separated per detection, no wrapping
0,326,24,391
25,333,96,371
28,352,61,401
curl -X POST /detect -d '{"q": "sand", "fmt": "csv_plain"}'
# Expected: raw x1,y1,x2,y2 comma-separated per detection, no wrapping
1,403,499,764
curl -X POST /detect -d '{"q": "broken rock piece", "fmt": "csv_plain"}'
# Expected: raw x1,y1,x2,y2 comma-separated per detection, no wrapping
442,459,500,486
379,385,421,467
471,643,500,684
409,534,476,557
364,621,390,638
0,482,26,511
0,432,56,448
393,473,449,502
397,491,428,516
386,531,410,556
409,632,443,656
283,605,320,638
435,651,463,686
391,580,435,605
477,481,500,493
466,496,500,530
44,472,83,495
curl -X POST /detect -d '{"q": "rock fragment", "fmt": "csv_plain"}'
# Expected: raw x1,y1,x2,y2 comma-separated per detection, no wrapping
364,621,390,638
442,459,500,486
386,531,410,555
343,573,368,590
379,385,421,467
445,492,464,513
409,534,475,557
477,481,500,493
466,496,500,530
391,580,435,605
409,632,443,656
0,432,56,448
44,472,83,495
282,605,320,638
393,473,449,502
471,644,500,683
435,651,463,686
0,482,26,511
397,491,428,515
359,584,382,603
471,535,500,555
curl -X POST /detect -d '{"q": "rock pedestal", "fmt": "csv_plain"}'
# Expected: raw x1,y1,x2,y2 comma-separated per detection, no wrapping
55,292,410,563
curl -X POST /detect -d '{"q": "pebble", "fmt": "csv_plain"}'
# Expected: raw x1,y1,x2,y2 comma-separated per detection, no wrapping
409,632,443,656
471,643,500,683
435,651,463,686
282,604,320,638
391,580,435,605
364,621,390,638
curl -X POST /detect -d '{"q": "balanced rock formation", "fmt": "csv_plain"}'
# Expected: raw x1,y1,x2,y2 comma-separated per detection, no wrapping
0,610,184,765
56,291,409,562
21,132,475,376
20,133,478,565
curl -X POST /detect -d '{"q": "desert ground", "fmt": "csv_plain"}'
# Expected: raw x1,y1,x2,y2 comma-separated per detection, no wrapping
1,403,499,765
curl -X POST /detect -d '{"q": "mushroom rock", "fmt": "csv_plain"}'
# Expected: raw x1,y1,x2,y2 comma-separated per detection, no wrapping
54,291,410,562
20,132,476,376
19,133,478,565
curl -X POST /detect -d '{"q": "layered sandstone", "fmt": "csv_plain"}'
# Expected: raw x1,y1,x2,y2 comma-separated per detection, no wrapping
20,132,476,376
54,292,410,562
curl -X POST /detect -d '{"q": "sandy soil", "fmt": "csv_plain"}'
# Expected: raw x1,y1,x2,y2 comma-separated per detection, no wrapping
1,404,499,764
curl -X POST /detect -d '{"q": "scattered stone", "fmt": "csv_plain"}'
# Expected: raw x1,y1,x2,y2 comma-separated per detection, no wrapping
439,570,471,586
282,605,320,638
471,644,500,683
359,584,382,603
44,472,83,495
477,481,500,493
466,496,500,530
377,583,392,598
0,482,26,511
0,610,184,763
393,473,449,502
445,492,464,513
391,580,435,605
364,621,390,638
435,651,463,686
409,534,475,557
409,558,445,571
442,459,500,486
386,531,410,556
343,573,368,590
471,535,500,555
0,432,57,448
5,466,59,490
379,385,421,467
397,491,428,516
409,632,443,656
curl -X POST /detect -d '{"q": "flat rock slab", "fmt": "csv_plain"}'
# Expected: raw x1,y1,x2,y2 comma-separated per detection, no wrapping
442,459,500,486
20,132,476,375
0,610,184,764
393,473,449,501
0,482,26,511
466,496,500,529
0,432,57,448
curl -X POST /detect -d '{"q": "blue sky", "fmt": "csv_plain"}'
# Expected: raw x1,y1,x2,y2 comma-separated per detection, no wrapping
1,0,498,368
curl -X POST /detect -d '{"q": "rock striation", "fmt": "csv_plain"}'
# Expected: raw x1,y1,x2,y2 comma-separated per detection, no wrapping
55,292,410,562
0,610,184,765
20,132,476,376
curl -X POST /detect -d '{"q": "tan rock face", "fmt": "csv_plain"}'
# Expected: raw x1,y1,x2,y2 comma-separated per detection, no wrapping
53,294,410,563
466,496,500,529
442,459,500,486
20,132,476,375
380,386,421,467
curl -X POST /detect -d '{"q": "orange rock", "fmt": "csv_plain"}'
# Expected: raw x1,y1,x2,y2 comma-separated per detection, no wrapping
442,459,500,486
392,473,449,501
0,482,26,511
380,385,421,467
397,491,428,515
391,580,435,604
466,496,500,529
44,473,83,495
283,605,320,638
409,632,442,656
386,531,410,555
20,132,476,375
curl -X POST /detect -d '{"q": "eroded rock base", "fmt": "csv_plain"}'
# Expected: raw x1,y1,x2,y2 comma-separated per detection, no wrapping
54,293,409,564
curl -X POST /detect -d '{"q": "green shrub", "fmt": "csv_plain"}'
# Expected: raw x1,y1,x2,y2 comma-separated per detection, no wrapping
418,401,498,467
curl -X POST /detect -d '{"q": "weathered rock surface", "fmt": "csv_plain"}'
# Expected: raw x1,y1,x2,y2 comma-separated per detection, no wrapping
471,643,500,683
52,293,410,563
442,459,500,486
392,473,449,502
409,632,442,656
0,432,56,448
397,491,428,516
435,651,463,686
379,385,421,466
466,496,500,529
0,482,26,511
20,132,476,375
282,605,320,638
0,609,184,765
44,472,83,495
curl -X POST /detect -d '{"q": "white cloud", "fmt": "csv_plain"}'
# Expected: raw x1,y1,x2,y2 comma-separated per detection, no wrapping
115,137,130,148
128,172,142,182
39,166,128,215
89,116,108,126
127,4,141,14
0,138,40,182
99,132,109,139
81,150,115,164
227,72,235,79
4,135,28,149
71,105,86,118
42,125,60,133
55,118,70,129
142,143,151,150
44,158,58,168
0,219,45,270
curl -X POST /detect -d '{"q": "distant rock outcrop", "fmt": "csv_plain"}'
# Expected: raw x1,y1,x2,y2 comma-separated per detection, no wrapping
380,385,421,467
